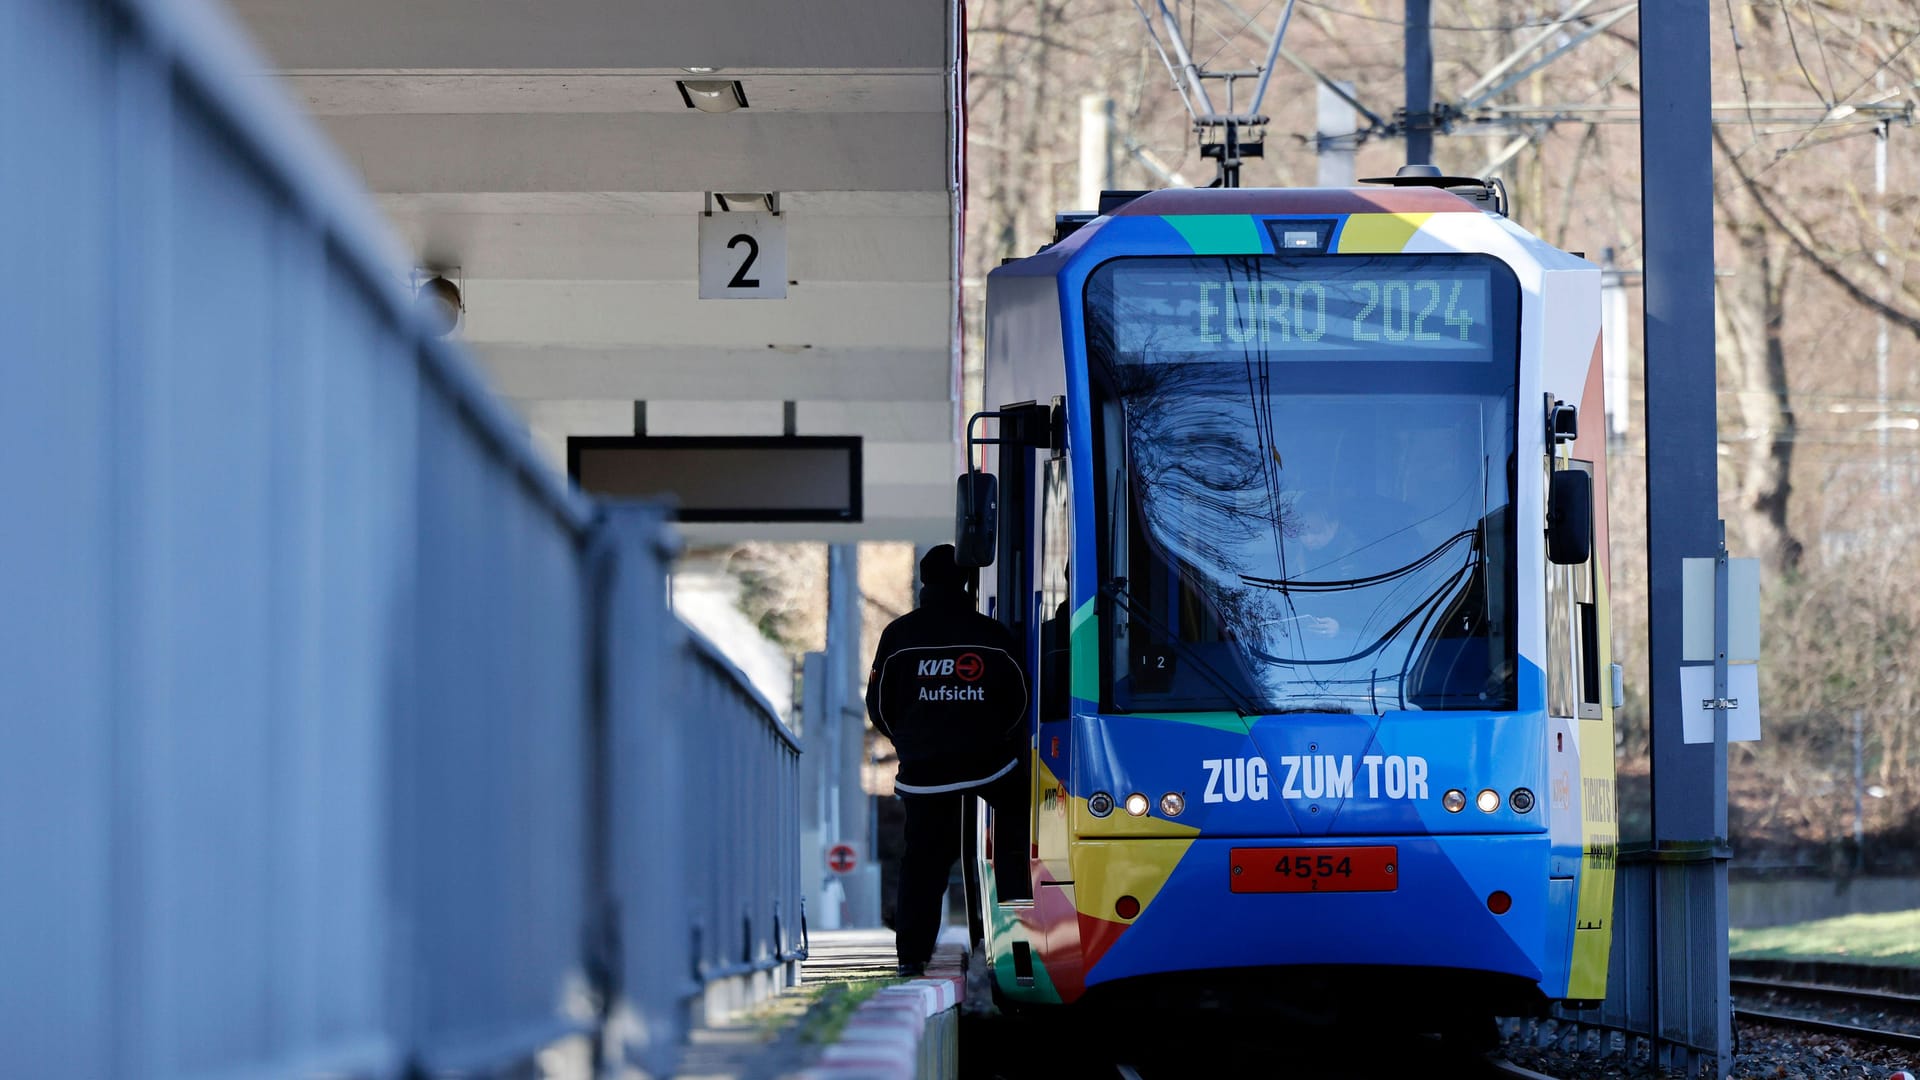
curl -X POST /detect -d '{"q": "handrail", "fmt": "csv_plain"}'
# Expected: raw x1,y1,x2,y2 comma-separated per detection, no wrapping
684,627,802,753
113,0,595,538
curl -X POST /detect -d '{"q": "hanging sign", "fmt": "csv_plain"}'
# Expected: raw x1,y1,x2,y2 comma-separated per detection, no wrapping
699,212,787,299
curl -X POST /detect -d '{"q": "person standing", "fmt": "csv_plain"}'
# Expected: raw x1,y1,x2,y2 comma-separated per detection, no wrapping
866,545,1030,976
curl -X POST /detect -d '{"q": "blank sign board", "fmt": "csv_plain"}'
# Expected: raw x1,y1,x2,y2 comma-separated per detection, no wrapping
1681,557,1760,662
569,436,861,522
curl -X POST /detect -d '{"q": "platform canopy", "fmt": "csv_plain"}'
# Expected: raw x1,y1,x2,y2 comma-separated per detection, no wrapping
230,0,961,542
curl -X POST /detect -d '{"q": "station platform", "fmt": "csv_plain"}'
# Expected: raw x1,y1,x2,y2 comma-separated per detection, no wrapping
674,929,968,1080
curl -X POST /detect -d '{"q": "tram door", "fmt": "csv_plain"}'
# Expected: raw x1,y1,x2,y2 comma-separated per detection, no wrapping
1034,452,1072,882
987,401,1071,896
991,422,1038,901
1545,457,1601,879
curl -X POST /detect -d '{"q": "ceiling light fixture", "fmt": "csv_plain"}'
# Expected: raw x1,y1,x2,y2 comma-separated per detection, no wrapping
713,191,777,214
682,66,720,74
414,271,462,336
676,79,747,113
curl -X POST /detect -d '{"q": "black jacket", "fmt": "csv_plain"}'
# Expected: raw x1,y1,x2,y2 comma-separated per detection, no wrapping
865,585,1029,794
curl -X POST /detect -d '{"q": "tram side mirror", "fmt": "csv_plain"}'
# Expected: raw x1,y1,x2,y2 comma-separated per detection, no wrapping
1550,402,1579,445
955,471,998,568
1546,469,1592,565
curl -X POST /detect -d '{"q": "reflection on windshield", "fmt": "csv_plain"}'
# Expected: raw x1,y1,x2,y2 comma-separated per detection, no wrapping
1090,255,1518,715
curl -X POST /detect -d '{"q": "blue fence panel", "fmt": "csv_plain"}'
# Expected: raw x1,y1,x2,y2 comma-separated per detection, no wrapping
403,367,596,1071
0,0,804,1075
1,1,123,1072
682,633,804,999
597,510,804,1076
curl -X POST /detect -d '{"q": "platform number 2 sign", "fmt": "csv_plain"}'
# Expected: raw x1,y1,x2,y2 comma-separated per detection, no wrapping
698,213,787,299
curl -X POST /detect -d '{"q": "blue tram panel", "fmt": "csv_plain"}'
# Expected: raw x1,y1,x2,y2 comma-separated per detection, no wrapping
962,185,1617,1018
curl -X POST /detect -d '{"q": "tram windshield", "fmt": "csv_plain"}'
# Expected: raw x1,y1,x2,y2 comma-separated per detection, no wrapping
1087,254,1520,715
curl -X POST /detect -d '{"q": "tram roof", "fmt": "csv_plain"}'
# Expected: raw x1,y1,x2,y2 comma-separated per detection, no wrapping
1111,186,1481,218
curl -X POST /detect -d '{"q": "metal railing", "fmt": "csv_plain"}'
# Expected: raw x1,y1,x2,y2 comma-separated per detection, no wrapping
0,0,802,1075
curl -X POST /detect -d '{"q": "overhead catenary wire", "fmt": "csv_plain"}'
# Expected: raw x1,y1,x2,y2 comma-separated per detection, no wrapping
1735,30,1920,178
1129,0,1201,122
1296,0,1640,33
1237,0,1911,157
1216,0,1390,128
1455,5,1639,115
1126,0,1303,184
1454,0,1612,107
1197,0,1275,68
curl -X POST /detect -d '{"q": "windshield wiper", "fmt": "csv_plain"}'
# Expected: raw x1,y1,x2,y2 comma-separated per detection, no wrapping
1102,577,1264,717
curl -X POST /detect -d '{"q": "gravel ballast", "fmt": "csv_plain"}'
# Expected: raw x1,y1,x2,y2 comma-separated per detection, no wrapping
1499,1016,1917,1079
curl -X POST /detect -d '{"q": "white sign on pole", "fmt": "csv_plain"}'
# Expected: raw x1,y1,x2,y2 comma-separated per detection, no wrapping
698,213,787,299
1681,556,1760,662
1680,663,1762,743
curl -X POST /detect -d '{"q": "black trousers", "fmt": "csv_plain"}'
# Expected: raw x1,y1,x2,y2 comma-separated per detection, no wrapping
894,761,1029,966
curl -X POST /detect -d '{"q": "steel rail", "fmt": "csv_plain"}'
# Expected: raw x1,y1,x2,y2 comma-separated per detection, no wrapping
1730,975,1920,1010
1734,1007,1920,1052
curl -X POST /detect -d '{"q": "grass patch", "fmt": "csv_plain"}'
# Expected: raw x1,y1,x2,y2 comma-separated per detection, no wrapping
749,984,823,1041
798,979,893,1045
1730,909,1920,967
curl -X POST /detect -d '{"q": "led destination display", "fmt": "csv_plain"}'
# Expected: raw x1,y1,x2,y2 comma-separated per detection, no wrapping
1102,256,1501,362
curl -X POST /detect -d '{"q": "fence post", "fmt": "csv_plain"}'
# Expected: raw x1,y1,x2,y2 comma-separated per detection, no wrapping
592,502,692,1078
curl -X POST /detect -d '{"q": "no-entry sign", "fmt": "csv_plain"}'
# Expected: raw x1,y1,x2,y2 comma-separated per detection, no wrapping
826,843,857,874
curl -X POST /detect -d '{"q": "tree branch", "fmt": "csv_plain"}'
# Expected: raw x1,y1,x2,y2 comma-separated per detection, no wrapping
1714,123,1920,340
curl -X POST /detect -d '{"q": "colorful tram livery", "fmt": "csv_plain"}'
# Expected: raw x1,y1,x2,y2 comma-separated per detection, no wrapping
959,183,1618,1021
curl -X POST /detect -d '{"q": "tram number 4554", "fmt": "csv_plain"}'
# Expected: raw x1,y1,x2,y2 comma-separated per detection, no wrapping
1229,845,1399,894
1277,854,1352,878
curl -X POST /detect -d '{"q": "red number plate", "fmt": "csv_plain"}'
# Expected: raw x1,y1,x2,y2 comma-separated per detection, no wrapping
1229,846,1399,893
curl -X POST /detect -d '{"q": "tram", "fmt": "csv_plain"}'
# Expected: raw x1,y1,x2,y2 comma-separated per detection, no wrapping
955,172,1618,1026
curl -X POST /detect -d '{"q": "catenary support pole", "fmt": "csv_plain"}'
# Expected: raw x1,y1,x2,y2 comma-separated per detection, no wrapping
1317,81,1358,187
1638,3,1730,1076
826,543,879,925
1079,96,1115,212
1876,115,1891,501
1404,0,1433,165
800,651,838,929
1853,709,1866,871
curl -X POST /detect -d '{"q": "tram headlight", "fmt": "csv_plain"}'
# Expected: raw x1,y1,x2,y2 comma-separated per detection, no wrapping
1160,792,1186,817
1476,789,1501,813
1509,788,1536,814
1442,789,1467,813
1088,792,1114,818
1124,793,1150,817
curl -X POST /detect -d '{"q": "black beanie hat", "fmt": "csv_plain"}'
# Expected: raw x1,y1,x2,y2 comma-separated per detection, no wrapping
919,544,964,589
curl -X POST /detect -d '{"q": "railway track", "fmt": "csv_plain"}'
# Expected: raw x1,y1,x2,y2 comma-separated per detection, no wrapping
1103,1053,1553,1079
1732,962,1920,1053
1731,974,1920,1012
1734,1004,1920,1052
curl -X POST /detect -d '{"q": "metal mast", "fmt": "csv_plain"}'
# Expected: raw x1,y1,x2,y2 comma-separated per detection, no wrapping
1403,0,1432,165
